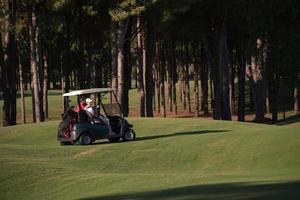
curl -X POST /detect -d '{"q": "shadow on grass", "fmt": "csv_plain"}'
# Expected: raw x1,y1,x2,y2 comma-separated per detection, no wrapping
92,140,113,145
91,130,230,145
80,180,300,200
137,130,231,142
276,114,300,126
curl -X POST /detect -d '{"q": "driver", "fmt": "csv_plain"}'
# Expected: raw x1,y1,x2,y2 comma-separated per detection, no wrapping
84,98,95,115
84,98,115,135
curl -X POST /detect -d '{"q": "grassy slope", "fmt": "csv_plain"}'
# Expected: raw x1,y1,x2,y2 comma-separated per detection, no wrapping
0,118,300,200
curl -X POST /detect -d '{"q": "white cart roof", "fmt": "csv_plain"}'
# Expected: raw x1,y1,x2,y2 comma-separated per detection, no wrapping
63,88,115,97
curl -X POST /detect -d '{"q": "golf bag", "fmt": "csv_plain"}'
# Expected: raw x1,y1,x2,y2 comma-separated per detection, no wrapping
58,109,77,138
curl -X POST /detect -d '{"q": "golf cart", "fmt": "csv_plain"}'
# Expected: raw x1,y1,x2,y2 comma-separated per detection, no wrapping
57,88,136,145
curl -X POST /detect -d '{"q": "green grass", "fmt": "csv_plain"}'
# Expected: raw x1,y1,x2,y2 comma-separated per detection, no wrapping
0,118,300,199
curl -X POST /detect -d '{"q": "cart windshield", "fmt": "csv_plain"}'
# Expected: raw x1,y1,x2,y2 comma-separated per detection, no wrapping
99,90,123,116
102,103,122,116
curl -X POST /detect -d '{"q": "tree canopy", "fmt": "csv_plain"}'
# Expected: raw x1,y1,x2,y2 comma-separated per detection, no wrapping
1,0,300,125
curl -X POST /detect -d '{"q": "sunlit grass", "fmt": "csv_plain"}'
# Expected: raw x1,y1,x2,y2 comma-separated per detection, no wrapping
0,117,299,199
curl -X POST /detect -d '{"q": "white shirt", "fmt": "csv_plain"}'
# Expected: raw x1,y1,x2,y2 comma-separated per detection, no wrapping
85,106,95,115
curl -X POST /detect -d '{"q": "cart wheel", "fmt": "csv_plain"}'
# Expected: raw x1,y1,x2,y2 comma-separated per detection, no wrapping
79,133,93,145
122,129,136,141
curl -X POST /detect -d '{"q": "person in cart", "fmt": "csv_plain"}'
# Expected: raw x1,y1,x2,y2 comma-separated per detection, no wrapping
74,97,87,112
57,88,136,145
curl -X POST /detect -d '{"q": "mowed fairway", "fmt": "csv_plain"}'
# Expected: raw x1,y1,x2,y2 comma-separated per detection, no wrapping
0,118,300,200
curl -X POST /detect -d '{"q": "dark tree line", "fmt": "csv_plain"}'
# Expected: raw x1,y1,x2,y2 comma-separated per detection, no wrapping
1,0,299,126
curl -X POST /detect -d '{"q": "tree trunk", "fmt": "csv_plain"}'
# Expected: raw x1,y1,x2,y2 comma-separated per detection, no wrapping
179,41,186,108
2,0,17,126
237,44,246,121
29,6,41,122
214,60,221,120
176,43,184,104
251,57,265,122
201,65,209,114
153,44,160,112
144,24,154,117
111,21,118,91
263,40,269,114
136,15,145,117
103,60,109,88
171,42,177,115
123,17,132,117
86,38,92,88
155,45,160,113
184,42,191,113
60,55,65,109
249,78,255,112
77,5,85,89
117,19,130,114
19,57,26,124
166,43,173,112
43,53,48,119
0,33,5,124
64,15,71,92
265,90,270,113
218,20,231,120
252,38,265,122
36,23,44,122
159,43,166,117
95,62,102,88
202,34,219,119
230,51,235,115
210,77,214,112
31,86,36,122
193,42,200,117
152,62,156,112
200,42,209,115
266,35,281,123
88,41,95,88
271,77,280,123
294,84,299,115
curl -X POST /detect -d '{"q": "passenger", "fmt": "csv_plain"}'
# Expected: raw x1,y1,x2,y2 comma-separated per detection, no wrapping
74,97,87,112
